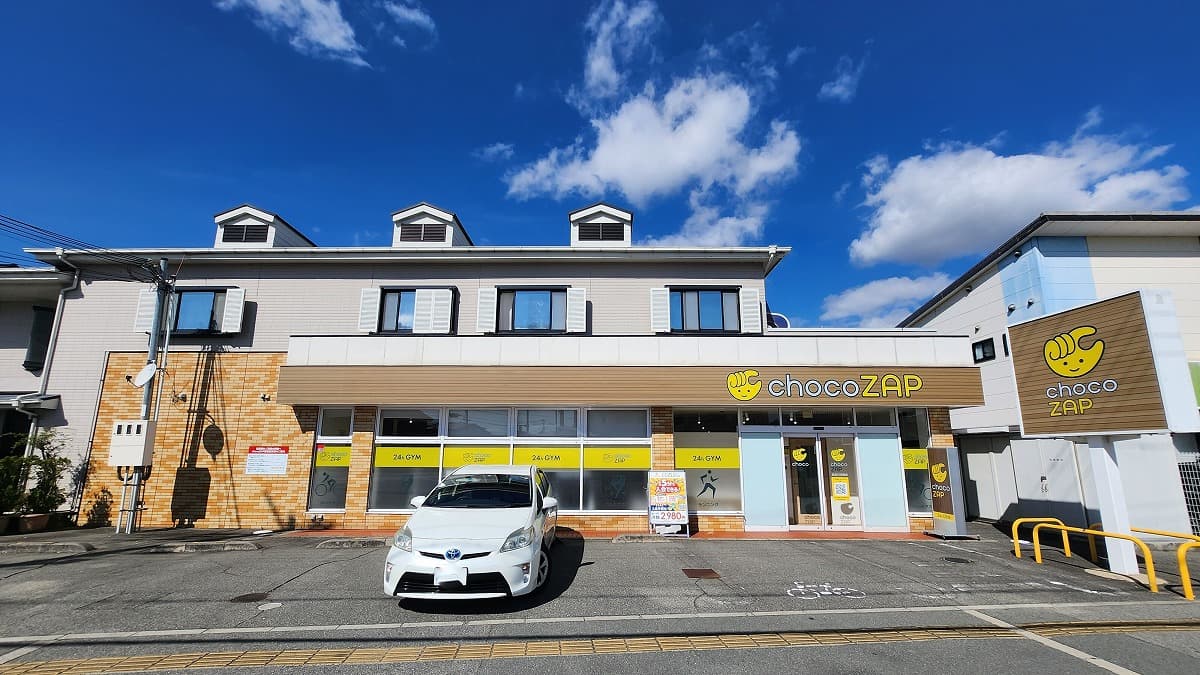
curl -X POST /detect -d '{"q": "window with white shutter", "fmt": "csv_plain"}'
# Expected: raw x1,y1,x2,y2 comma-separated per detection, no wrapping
163,287,247,334
476,287,498,333
566,287,587,333
218,288,246,333
133,288,158,333
428,288,454,334
649,287,670,333
738,288,762,334
358,288,382,332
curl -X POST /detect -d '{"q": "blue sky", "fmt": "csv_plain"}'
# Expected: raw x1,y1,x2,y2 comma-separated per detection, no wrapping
2,1,1198,327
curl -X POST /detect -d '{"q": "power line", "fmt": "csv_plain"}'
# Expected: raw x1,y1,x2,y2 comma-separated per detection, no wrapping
0,211,164,283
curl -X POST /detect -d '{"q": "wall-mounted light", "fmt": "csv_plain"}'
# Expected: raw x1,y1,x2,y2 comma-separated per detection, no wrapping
1027,298,1036,307
172,392,187,403
964,284,973,293
1007,303,1016,313
260,393,272,402
1013,250,1022,258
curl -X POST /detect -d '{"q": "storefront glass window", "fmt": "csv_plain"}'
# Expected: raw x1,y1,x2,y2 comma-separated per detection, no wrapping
586,409,649,438
516,409,578,437
308,407,353,510
379,408,440,437
673,410,738,432
581,446,650,511
782,408,852,426
447,408,509,437
514,445,580,509
368,445,440,510
899,408,933,513
740,408,780,426
854,408,896,427
674,415,742,511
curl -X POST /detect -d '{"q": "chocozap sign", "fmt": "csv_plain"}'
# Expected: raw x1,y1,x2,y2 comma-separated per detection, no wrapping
1008,292,1168,436
727,369,928,402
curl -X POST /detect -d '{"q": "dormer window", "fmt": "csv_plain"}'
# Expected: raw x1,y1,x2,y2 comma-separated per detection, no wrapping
212,204,316,249
569,203,633,248
398,223,448,243
391,203,472,248
221,222,269,243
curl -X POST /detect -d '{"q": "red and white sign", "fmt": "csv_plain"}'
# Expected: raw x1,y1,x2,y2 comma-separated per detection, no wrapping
246,445,289,476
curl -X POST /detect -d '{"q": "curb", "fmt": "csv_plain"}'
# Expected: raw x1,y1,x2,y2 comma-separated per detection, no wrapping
315,537,388,549
150,541,261,553
612,534,669,543
0,542,96,554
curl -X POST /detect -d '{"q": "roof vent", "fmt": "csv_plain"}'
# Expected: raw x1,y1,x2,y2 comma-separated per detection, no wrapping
569,203,632,247
391,203,473,247
213,205,315,249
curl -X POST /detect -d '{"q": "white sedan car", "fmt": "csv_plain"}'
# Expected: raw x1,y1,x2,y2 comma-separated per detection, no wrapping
383,465,558,599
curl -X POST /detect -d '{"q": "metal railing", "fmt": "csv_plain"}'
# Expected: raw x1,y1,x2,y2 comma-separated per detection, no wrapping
1010,517,1069,559
1178,542,1200,601
1031,522,1159,593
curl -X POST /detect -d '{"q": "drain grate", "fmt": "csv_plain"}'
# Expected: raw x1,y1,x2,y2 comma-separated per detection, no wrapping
231,592,270,603
942,557,974,564
683,568,720,579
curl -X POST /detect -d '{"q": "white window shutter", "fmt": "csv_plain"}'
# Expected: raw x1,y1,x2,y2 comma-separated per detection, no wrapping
133,288,157,333
219,287,246,333
476,287,497,333
739,288,763,334
649,287,670,333
358,288,382,333
430,289,453,334
412,289,435,333
566,287,587,333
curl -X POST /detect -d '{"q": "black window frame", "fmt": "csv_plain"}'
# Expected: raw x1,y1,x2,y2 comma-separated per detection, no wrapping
668,287,741,334
376,287,458,335
972,338,996,364
172,288,228,335
497,287,569,334
378,288,418,334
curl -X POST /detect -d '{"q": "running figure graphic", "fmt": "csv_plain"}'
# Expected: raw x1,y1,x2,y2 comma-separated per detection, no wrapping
696,470,719,499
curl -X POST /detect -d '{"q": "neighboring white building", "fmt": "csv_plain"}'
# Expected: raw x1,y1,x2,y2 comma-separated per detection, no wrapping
900,212,1200,541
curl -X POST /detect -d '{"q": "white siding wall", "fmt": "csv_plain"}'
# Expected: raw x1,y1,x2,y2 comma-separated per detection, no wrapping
0,302,40,392
1086,236,1200,360
913,264,1019,432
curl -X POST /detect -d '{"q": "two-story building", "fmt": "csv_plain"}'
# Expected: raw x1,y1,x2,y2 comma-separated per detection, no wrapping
22,202,985,535
900,212,1200,539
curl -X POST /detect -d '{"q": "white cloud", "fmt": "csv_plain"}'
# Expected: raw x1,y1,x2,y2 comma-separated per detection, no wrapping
216,0,368,66
817,54,867,103
850,109,1191,266
643,190,769,247
473,142,515,162
382,1,437,36
506,75,800,208
820,273,952,327
785,45,813,66
833,181,850,203
570,0,662,106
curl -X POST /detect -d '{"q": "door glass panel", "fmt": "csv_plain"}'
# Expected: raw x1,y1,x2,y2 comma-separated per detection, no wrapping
786,437,822,526
823,436,862,527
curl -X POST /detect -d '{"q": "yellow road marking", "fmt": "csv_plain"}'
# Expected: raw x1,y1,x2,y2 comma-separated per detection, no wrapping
2,621,1199,673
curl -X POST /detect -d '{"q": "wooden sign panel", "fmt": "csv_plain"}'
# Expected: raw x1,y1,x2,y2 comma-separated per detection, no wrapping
1008,292,1166,436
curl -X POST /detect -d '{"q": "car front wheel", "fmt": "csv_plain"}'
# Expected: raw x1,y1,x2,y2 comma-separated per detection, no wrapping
534,547,551,590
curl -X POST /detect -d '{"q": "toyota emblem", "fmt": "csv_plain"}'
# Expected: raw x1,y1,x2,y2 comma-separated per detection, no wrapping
444,548,462,561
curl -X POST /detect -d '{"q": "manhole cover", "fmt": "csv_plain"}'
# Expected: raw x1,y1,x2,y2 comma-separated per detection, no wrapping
231,592,270,603
683,568,720,579
943,557,974,564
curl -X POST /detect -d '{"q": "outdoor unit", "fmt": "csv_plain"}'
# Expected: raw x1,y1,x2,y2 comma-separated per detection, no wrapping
108,419,156,467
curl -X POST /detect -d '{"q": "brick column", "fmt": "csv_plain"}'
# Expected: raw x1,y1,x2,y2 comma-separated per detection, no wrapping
343,406,378,528
928,407,954,447
650,406,674,470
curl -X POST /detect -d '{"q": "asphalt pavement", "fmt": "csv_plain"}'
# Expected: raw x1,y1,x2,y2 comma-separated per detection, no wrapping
1,522,1198,673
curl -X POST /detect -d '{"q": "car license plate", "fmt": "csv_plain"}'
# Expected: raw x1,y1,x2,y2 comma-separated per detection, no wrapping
434,566,467,586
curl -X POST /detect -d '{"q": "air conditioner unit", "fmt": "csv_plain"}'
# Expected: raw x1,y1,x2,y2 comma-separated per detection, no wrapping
108,419,156,467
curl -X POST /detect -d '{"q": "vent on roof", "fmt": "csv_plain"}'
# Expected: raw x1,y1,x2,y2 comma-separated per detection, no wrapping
398,223,448,243
577,222,625,242
221,223,269,243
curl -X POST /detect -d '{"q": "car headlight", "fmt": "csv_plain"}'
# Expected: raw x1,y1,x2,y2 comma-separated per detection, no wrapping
393,526,412,552
500,526,535,553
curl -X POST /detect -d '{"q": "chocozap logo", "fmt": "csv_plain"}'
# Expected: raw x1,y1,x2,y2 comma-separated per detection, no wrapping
1039,325,1118,418
725,369,924,402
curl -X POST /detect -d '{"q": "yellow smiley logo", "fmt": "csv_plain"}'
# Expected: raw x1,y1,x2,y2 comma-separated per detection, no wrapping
829,448,846,462
1044,326,1104,378
792,448,807,462
726,369,762,401
931,463,948,483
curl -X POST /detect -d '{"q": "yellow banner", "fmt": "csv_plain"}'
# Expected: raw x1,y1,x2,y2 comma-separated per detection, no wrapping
314,444,351,467
443,445,510,467
513,446,581,469
830,475,851,502
674,447,740,469
583,446,651,470
374,446,440,468
902,448,929,471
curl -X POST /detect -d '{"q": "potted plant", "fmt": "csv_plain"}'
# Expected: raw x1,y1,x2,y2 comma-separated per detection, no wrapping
0,454,33,535
11,430,71,534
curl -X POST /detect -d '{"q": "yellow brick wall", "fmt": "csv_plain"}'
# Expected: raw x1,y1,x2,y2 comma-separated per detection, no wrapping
650,406,674,469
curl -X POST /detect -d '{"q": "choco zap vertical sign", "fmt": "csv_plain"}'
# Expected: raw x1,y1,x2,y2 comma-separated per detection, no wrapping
927,447,969,538
1007,292,1169,436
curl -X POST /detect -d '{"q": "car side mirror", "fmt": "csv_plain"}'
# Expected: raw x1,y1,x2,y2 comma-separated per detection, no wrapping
542,497,558,511
410,496,426,508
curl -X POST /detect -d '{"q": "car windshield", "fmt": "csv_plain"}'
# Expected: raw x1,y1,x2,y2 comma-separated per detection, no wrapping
423,474,532,508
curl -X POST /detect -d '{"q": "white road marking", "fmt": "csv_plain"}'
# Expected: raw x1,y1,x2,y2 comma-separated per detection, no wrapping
0,645,43,665
0,599,1190,646
1047,580,1117,595
257,603,282,610
963,609,1139,675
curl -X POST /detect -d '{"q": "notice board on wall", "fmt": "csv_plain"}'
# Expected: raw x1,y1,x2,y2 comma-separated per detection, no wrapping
245,446,288,476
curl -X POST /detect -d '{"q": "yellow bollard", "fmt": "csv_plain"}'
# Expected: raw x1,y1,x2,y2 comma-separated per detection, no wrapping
1011,517,1067,559
1178,542,1200,601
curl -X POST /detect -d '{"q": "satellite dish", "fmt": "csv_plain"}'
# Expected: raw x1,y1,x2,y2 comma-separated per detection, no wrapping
769,312,791,328
131,363,157,388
